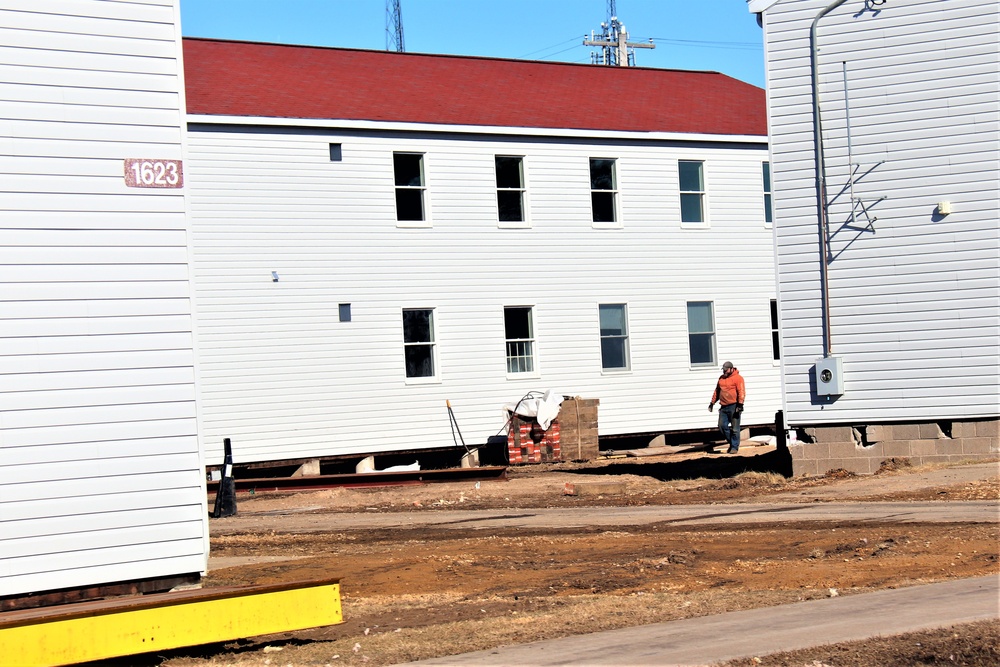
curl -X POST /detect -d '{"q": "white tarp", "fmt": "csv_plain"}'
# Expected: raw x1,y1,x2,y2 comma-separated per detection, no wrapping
504,390,564,430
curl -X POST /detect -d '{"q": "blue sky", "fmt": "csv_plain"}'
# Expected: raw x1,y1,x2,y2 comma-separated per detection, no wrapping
179,1,766,88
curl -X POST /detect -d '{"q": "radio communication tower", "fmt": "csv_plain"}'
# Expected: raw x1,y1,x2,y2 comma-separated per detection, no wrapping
386,0,405,52
583,0,654,66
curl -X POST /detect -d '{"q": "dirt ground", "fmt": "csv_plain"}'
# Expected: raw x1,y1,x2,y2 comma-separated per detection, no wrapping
114,452,999,667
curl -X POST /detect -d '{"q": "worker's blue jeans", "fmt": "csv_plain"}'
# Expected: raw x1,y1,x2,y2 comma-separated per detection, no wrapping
718,404,741,452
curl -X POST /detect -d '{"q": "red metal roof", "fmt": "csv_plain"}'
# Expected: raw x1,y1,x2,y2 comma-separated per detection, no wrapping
183,38,767,137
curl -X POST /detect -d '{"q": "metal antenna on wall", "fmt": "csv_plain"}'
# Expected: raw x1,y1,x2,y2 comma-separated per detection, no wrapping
841,60,886,233
386,0,405,52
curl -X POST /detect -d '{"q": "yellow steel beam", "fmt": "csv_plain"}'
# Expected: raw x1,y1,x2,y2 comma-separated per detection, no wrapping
0,578,342,667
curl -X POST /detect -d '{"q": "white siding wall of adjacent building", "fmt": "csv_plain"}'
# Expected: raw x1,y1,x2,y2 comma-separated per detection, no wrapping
0,0,207,597
759,0,1000,426
187,126,780,463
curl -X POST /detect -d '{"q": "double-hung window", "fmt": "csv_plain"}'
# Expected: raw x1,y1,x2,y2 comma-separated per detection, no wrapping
763,161,773,226
504,306,535,374
394,152,426,224
679,160,706,225
599,304,630,371
590,158,618,226
402,308,436,380
686,301,716,366
495,156,526,226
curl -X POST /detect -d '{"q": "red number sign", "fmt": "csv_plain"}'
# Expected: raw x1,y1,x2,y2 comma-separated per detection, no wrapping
124,159,184,188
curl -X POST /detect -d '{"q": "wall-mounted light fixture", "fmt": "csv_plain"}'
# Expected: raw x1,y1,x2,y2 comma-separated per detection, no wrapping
936,201,952,216
271,271,279,282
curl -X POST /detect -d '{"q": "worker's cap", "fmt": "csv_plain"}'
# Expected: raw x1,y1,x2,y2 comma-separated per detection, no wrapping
722,361,734,370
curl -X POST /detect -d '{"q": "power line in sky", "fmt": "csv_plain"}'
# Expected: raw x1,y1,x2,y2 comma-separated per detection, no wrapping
645,37,762,51
519,36,582,59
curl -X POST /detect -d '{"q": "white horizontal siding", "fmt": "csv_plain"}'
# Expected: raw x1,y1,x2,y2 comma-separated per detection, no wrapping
188,127,780,463
0,0,206,598
0,555,208,600
0,6,175,39
0,264,192,282
3,536,203,579
2,434,199,465
3,486,201,527
760,0,1000,425
2,469,200,505
5,510,205,555
3,415,196,449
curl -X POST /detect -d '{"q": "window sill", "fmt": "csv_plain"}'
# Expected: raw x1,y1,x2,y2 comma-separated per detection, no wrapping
506,372,541,381
498,220,531,230
396,220,433,229
404,376,442,386
680,221,710,230
592,221,623,230
601,368,632,376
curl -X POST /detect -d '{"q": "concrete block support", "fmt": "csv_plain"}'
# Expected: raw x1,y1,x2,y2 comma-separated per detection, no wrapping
860,443,884,458
461,448,480,468
292,459,321,477
356,456,375,474
788,418,998,477
933,440,965,456
951,422,978,438
918,423,947,439
911,439,949,456
880,441,912,457
977,420,1000,438
962,438,999,455
828,441,860,458
794,458,820,476
804,426,855,443
806,442,832,460
891,424,922,440
864,425,890,442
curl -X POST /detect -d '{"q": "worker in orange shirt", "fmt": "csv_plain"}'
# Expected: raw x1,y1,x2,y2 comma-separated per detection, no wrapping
708,361,746,453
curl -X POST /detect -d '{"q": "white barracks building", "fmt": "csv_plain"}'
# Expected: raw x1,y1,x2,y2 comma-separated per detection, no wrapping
181,38,783,467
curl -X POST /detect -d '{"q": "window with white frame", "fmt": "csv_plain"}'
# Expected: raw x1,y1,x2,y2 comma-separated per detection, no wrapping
599,304,630,371
590,158,617,225
495,156,526,224
402,308,436,379
770,299,780,361
679,160,706,224
393,152,425,222
686,301,716,366
504,306,535,374
763,161,773,225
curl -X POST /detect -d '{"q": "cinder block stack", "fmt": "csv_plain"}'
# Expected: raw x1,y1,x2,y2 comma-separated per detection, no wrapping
788,418,999,476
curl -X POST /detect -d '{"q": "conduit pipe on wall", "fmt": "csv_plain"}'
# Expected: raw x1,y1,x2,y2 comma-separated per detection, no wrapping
810,0,849,359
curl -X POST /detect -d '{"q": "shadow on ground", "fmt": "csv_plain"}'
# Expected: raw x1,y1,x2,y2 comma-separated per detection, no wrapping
572,448,793,482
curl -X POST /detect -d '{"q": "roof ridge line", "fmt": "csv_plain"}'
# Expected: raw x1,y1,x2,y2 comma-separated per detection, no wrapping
179,36,727,78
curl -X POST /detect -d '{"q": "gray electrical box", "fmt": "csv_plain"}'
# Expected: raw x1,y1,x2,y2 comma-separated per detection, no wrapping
815,355,844,397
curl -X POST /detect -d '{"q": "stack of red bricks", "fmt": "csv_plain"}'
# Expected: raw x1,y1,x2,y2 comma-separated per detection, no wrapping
506,414,561,464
